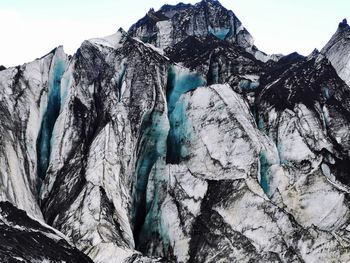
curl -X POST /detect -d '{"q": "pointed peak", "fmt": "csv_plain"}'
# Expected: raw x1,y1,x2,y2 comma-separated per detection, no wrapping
306,48,321,61
197,0,224,8
117,27,127,35
322,18,350,56
311,48,319,56
160,2,191,12
199,0,222,5
0,65,6,71
147,8,155,14
339,18,349,29
335,18,350,36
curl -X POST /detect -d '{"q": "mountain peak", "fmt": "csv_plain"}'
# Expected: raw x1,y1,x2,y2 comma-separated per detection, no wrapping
4,1,350,263
129,0,255,52
117,27,127,35
322,18,350,86
339,18,349,29
199,0,222,5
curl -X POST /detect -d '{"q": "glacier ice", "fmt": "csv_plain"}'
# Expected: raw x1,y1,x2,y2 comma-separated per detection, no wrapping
208,25,231,40
2,1,350,263
166,66,206,164
132,111,169,245
37,54,66,184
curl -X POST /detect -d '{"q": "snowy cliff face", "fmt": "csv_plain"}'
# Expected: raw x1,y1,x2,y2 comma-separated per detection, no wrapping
322,19,350,86
0,47,68,220
38,29,172,262
2,1,350,263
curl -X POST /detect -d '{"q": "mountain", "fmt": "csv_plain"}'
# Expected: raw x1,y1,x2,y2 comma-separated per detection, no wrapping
0,201,93,262
322,19,350,86
128,0,279,62
1,0,350,262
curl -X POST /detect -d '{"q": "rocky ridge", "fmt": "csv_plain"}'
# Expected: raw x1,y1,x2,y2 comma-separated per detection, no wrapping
1,1,350,263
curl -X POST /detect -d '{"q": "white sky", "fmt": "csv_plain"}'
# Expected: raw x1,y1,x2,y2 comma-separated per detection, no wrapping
0,0,349,67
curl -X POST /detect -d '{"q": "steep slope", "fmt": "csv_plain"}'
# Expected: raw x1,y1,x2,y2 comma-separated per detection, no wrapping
134,83,350,262
166,35,263,90
128,0,277,62
257,50,350,231
0,201,93,262
0,47,68,220
39,29,171,262
322,19,350,86
1,1,350,263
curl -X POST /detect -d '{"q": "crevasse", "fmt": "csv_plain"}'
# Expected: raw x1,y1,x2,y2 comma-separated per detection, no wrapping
36,56,66,188
116,62,127,101
166,66,206,164
132,66,205,255
132,111,169,247
259,151,271,196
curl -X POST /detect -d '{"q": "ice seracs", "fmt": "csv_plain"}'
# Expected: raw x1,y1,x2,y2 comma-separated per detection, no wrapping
2,1,350,263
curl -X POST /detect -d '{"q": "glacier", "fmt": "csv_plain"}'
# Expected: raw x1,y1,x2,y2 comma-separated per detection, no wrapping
1,0,350,262
37,51,67,185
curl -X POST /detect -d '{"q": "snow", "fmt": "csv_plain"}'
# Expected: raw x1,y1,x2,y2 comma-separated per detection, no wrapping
0,49,67,221
154,164,208,262
60,60,74,109
156,20,173,49
276,110,316,163
175,84,279,183
13,257,25,262
322,27,350,86
3,4,350,261
89,30,124,50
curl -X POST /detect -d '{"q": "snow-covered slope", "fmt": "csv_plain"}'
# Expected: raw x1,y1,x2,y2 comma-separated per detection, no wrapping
0,47,68,221
322,19,350,86
2,0,350,262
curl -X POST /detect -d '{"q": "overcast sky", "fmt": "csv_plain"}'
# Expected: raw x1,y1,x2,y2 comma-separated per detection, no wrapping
0,0,349,67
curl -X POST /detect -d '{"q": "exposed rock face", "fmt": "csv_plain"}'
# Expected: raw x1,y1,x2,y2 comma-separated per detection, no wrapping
0,47,68,220
322,19,350,86
38,29,170,262
1,1,350,262
129,0,252,49
128,0,278,62
0,201,93,262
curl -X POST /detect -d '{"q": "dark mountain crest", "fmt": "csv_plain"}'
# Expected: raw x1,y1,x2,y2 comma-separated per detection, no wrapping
339,18,349,29
160,0,223,11
335,18,350,37
3,1,350,262
160,2,192,12
0,65,6,71
197,0,224,7
0,201,93,262
146,8,169,22
129,0,251,43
